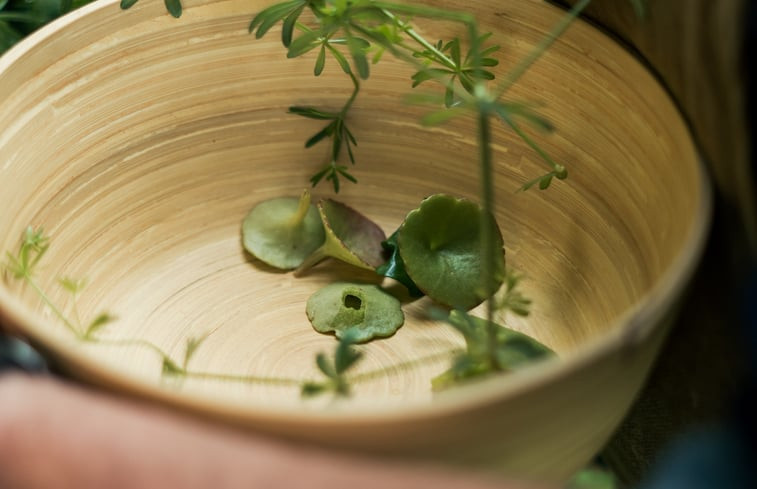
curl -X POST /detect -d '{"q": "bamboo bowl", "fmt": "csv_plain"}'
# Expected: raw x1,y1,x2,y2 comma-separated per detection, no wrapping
0,0,710,482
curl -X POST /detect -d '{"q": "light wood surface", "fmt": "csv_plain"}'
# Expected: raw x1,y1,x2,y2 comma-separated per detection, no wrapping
0,0,710,482
572,0,754,248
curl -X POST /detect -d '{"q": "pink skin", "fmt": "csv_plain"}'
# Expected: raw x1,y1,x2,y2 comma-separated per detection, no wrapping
0,374,550,489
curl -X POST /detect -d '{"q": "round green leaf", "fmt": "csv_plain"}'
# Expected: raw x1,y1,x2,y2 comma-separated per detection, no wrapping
306,282,404,343
398,194,505,309
242,190,325,269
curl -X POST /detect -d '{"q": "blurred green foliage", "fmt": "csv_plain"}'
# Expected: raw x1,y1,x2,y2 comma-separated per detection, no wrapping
0,0,93,54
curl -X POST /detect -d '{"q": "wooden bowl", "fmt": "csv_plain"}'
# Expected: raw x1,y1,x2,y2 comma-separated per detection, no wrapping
0,0,710,482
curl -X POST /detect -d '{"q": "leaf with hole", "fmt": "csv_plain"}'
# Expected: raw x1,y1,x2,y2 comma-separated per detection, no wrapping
306,282,404,342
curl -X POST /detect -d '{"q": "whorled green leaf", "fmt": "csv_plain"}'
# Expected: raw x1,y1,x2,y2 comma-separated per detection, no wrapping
301,328,363,397
397,194,505,310
375,230,423,297
326,43,352,74
306,282,404,343
432,310,554,390
84,312,116,340
295,199,386,274
287,29,321,58
242,190,325,270
59,276,86,294
281,2,305,46
164,0,181,18
314,44,326,75
119,0,139,10
289,106,337,120
248,0,306,40
162,356,184,376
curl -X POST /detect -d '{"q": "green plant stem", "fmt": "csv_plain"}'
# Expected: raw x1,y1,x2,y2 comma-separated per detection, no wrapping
340,70,360,117
494,0,591,97
25,275,82,338
379,9,456,70
184,370,302,386
96,338,175,359
370,1,474,25
502,114,563,173
348,349,460,383
476,111,498,363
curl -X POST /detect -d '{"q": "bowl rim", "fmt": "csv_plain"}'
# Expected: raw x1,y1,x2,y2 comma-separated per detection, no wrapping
0,0,713,426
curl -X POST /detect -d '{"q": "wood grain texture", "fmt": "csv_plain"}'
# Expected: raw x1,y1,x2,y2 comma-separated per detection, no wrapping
0,0,710,482
565,0,755,250
559,0,754,482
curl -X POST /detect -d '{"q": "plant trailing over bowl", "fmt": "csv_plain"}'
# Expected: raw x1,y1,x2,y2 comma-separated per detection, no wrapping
3,0,647,399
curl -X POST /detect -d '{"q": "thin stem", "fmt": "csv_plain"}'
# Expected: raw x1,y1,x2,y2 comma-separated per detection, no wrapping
369,1,474,24
349,349,461,383
340,68,361,116
26,276,81,338
184,370,301,386
293,246,329,276
71,292,84,331
494,0,591,97
290,189,312,226
476,112,498,361
501,114,563,172
379,9,457,70
96,338,175,360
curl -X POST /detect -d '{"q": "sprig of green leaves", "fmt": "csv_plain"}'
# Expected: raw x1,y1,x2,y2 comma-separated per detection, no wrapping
289,105,359,191
301,328,363,397
411,33,499,108
494,268,532,317
4,227,116,340
4,226,49,279
120,0,182,18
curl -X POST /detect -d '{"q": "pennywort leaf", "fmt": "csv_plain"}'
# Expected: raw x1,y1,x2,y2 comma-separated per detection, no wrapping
432,310,554,390
306,283,404,343
397,194,505,310
242,190,325,270
375,231,423,297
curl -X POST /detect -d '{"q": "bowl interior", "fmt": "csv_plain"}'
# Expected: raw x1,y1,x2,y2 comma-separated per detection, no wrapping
0,0,704,413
